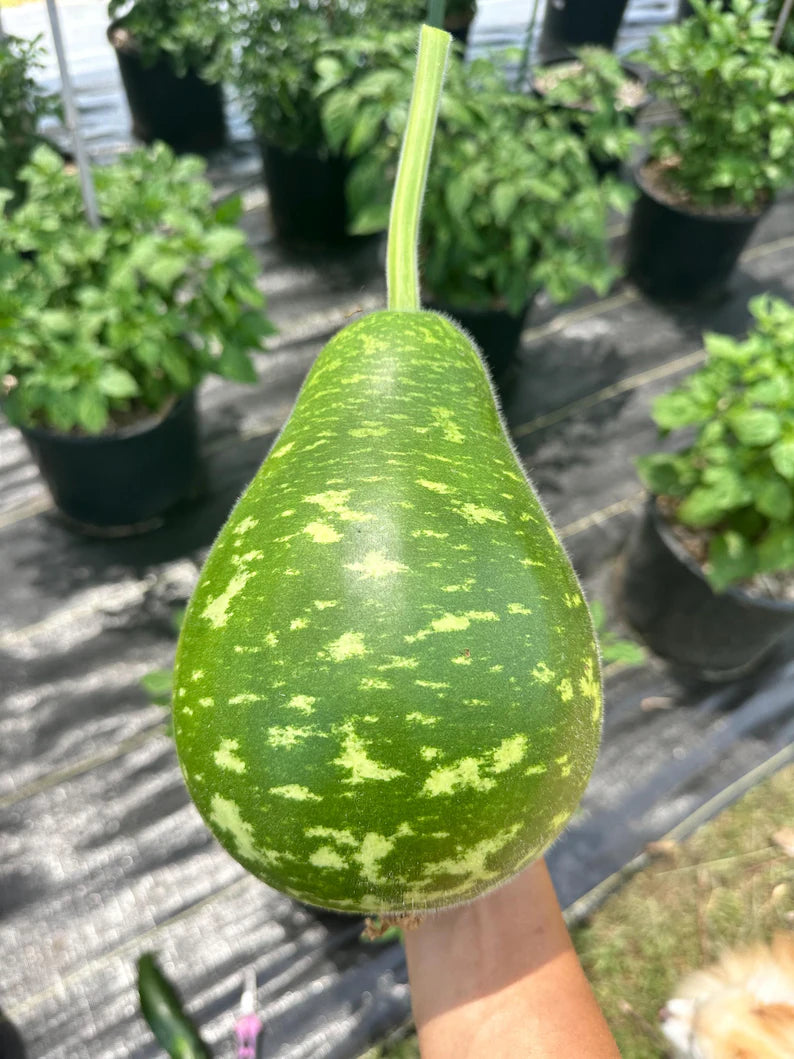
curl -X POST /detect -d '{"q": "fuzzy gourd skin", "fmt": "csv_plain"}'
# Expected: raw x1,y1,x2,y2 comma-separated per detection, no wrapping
173,311,601,914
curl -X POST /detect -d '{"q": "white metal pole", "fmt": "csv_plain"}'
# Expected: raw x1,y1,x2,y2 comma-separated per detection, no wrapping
773,0,794,47
44,0,100,227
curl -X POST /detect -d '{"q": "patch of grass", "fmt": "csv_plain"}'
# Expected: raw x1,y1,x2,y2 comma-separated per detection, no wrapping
365,764,794,1059
574,763,794,1058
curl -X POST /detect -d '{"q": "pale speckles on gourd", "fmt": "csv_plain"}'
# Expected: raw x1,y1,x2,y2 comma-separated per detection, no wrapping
415,679,450,690
442,579,475,593
285,694,316,715
233,515,259,535
405,825,523,903
359,677,392,691
267,725,323,748
405,712,439,726
532,662,555,684
214,738,246,773
201,570,255,629
304,489,374,524
525,763,548,776
270,441,295,460
289,618,309,631
209,795,278,867
270,784,322,802
557,678,574,703
198,697,214,708
354,833,395,884
420,747,441,761
191,670,204,681
306,826,357,847
431,407,465,444
303,521,342,544
310,846,347,870
423,757,495,797
451,655,471,666
350,425,390,438
580,659,602,723
345,552,409,579
333,722,404,785
457,504,506,525
416,479,454,494
325,631,367,663
265,632,279,647
507,603,532,615
378,655,419,671
412,528,449,539
563,592,584,609
423,734,529,796
313,600,339,610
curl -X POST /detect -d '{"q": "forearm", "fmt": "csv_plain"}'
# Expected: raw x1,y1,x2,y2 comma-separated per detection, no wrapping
404,859,619,1059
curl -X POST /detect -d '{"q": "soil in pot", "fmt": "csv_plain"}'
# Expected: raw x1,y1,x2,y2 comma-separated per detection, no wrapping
626,160,766,303
620,497,794,681
423,298,531,384
538,0,631,62
20,393,203,535
108,22,226,154
260,141,355,247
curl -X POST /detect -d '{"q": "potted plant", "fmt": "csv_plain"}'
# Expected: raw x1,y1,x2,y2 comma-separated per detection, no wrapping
622,294,794,681
538,0,631,62
0,144,275,534
530,45,645,179
319,35,631,379
445,0,477,45
107,0,230,153
626,0,794,302
233,0,431,246
0,33,59,212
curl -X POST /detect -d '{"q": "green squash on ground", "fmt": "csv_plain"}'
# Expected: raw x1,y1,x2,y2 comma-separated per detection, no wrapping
173,309,601,913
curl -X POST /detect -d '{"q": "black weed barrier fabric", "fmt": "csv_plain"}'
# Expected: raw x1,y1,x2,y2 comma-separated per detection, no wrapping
2,2,794,1057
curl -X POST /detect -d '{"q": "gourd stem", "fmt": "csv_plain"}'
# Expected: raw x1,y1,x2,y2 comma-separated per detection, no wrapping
427,0,446,29
387,24,451,312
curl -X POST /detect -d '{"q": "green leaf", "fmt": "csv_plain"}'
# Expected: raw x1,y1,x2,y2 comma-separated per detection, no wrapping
216,343,257,384
730,409,781,447
652,391,702,431
771,440,794,481
707,531,757,592
145,254,187,290
203,227,246,261
752,477,793,521
75,390,109,434
213,196,243,225
491,184,520,226
678,474,748,527
99,366,140,399
635,453,686,496
141,668,174,704
758,527,794,576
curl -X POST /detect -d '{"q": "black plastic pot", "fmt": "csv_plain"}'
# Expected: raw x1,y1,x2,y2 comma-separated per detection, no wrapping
539,0,631,61
260,141,352,246
20,394,202,535
621,498,794,681
108,23,226,154
424,299,531,381
626,167,765,302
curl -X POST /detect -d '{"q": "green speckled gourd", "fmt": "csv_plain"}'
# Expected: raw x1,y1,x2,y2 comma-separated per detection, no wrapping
173,25,601,915
173,310,601,912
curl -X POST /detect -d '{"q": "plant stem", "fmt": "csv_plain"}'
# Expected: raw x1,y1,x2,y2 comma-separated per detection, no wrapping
772,0,793,47
516,0,542,91
45,0,100,228
387,24,451,312
427,0,446,29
